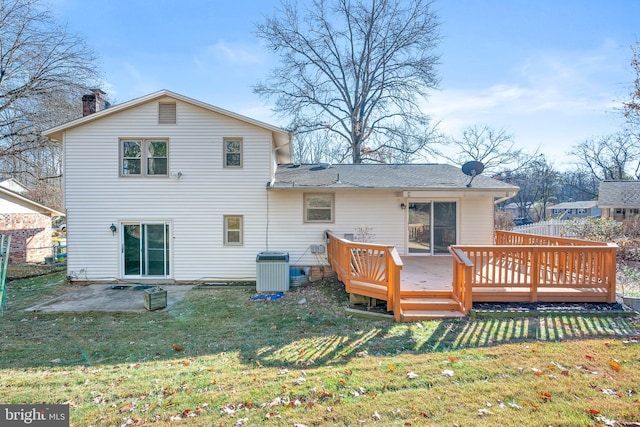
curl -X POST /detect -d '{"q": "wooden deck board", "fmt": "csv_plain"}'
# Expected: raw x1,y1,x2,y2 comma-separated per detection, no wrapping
400,256,453,292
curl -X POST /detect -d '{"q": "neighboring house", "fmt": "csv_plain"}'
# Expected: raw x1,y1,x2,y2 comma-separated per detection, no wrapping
499,202,522,218
0,185,64,263
598,181,640,221
0,177,30,195
547,201,601,220
43,90,518,283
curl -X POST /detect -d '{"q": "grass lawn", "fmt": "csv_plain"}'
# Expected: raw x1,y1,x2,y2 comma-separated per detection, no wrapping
1,271,639,426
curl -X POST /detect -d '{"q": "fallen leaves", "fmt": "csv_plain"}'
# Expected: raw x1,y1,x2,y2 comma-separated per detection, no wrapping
539,392,552,401
171,344,184,352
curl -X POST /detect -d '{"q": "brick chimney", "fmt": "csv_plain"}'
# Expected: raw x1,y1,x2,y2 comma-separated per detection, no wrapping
82,89,108,116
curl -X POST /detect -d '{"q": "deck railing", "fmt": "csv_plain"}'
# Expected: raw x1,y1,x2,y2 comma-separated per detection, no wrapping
325,231,404,321
495,230,607,247
449,247,473,314
452,231,617,303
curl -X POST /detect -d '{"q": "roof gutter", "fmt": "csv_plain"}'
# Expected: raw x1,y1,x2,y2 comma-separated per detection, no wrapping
494,190,519,205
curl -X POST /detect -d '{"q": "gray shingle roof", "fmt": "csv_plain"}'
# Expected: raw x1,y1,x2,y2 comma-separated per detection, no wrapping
271,163,518,191
598,180,640,207
549,201,598,210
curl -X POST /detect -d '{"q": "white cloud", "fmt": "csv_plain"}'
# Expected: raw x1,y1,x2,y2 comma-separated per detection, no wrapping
202,40,264,65
426,41,630,168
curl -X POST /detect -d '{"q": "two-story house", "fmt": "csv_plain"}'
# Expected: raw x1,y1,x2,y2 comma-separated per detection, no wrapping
44,90,518,283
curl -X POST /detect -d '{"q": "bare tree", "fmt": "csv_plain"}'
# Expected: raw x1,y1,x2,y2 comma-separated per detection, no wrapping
255,0,440,164
570,132,640,181
0,0,99,203
624,42,640,132
438,125,530,174
503,155,560,221
292,130,346,164
558,167,600,202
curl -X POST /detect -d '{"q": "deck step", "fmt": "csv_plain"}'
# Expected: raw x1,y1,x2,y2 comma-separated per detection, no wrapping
400,297,459,311
402,309,467,321
400,290,452,298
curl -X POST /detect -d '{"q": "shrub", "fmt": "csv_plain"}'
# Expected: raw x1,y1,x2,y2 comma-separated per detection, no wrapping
622,216,640,238
494,210,514,231
563,217,623,242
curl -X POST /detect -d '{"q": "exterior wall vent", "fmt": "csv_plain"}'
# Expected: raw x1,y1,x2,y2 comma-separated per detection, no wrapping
159,102,177,124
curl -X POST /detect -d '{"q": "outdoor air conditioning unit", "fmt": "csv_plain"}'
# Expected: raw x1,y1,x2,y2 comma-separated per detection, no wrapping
256,252,290,292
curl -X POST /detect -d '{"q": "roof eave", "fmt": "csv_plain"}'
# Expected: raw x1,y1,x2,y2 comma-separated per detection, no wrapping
43,89,291,142
0,187,64,216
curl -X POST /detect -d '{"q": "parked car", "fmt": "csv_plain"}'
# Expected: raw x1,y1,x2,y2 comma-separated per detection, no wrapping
513,217,533,226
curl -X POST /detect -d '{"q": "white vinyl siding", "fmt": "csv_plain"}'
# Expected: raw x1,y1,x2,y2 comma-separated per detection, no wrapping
63,96,274,281
459,197,494,245
266,190,406,265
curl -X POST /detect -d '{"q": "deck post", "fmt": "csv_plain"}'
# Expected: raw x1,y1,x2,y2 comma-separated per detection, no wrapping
388,247,403,322
607,243,617,304
463,262,472,313
530,247,540,302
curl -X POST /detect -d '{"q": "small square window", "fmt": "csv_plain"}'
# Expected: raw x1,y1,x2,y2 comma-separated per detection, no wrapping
224,215,243,245
224,138,243,168
304,193,334,222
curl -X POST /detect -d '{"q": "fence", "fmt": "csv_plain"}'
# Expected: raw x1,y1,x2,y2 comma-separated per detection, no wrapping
512,219,577,238
0,235,11,312
0,233,65,265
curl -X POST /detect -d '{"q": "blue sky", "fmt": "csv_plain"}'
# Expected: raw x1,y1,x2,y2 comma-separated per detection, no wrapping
49,0,639,168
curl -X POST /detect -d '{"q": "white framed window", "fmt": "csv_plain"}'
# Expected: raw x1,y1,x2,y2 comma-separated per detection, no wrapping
224,138,243,168
121,139,168,176
304,193,334,222
224,215,243,245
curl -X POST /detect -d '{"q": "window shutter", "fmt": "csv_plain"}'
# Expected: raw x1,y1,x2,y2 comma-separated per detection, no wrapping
158,102,177,124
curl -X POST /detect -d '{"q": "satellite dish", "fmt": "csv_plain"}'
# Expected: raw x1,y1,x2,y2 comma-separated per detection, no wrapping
461,161,485,187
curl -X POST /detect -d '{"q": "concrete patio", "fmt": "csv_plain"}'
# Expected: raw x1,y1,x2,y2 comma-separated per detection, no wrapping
26,284,196,312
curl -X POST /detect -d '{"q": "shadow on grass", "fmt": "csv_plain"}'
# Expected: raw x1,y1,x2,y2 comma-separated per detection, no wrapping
1,275,638,370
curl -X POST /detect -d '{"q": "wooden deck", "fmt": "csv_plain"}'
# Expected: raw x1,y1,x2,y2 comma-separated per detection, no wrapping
399,256,453,291
325,231,618,322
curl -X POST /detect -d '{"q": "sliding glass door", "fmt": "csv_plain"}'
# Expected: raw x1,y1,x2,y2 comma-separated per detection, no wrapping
408,202,456,255
122,222,170,277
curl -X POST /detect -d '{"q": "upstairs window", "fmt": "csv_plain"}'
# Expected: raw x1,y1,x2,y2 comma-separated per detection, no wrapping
121,139,168,176
159,102,177,124
304,193,334,222
224,138,243,168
